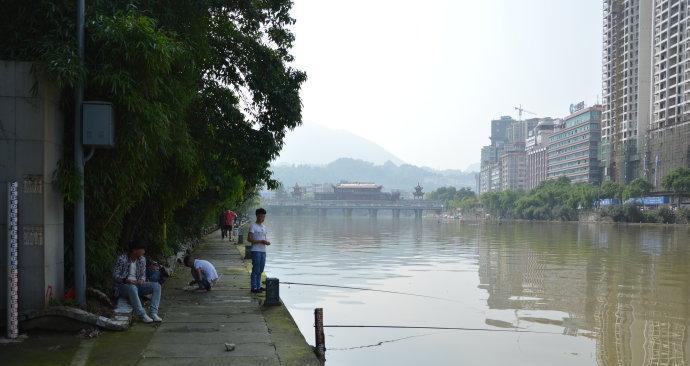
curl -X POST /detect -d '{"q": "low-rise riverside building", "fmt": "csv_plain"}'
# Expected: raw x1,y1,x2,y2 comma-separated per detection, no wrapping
547,105,603,184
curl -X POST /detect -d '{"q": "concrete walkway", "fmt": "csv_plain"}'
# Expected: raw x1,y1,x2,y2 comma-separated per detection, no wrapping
135,231,320,366
1,231,320,366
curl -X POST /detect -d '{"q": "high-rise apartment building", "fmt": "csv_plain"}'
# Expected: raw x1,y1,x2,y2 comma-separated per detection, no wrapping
480,116,517,193
490,116,514,147
501,148,526,191
647,0,690,186
601,0,654,183
480,116,555,192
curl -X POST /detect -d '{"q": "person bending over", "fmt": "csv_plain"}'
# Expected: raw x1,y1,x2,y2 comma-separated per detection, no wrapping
183,255,219,291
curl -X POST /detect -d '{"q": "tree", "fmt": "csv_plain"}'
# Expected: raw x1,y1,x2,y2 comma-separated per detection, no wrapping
480,190,524,219
661,167,690,193
623,178,654,200
1,1,305,287
457,196,480,213
427,186,475,207
600,181,624,200
480,192,502,217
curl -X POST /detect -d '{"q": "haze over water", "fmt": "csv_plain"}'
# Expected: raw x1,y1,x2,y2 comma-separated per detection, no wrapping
265,215,690,366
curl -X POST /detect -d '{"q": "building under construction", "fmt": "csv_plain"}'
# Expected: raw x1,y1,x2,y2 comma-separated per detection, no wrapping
601,0,654,183
646,0,690,186
602,0,690,186
648,122,690,186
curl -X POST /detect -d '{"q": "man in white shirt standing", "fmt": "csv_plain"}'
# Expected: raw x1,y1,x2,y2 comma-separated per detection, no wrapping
247,208,270,293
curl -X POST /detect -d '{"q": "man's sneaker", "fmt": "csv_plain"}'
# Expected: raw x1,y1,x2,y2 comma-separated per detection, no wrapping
140,314,154,323
152,314,163,322
258,287,266,292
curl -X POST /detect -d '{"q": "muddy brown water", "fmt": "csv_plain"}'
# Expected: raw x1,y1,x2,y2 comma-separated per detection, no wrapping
264,215,690,366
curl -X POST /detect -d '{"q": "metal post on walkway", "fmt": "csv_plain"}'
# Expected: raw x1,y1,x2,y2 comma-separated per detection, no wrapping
74,0,87,306
7,182,19,339
314,308,325,359
264,278,280,306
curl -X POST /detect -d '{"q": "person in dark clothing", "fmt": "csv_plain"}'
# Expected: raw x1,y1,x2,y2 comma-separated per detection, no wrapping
219,209,229,239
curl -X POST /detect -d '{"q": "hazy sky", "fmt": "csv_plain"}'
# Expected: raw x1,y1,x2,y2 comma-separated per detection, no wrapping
287,0,603,170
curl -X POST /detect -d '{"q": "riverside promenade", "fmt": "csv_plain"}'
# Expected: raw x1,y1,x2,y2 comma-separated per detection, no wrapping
2,231,321,366
132,231,321,366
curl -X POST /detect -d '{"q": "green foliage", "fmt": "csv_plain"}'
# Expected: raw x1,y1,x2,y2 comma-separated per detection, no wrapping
600,181,624,200
53,159,83,205
661,167,690,193
600,204,644,223
480,190,524,219
477,175,689,224
656,206,676,224
2,1,304,288
623,178,653,200
480,177,597,221
598,205,682,224
640,210,660,224
427,186,475,206
451,196,480,213
678,208,690,224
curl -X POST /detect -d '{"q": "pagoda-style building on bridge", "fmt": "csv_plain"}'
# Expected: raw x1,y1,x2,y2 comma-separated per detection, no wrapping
413,183,424,200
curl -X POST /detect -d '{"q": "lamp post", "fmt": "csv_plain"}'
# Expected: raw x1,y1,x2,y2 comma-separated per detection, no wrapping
74,0,86,306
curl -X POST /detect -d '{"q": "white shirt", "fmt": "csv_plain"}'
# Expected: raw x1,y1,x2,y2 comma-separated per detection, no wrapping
127,262,137,282
194,259,219,281
249,223,268,252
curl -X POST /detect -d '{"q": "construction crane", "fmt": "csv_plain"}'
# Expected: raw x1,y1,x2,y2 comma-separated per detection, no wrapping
514,105,537,121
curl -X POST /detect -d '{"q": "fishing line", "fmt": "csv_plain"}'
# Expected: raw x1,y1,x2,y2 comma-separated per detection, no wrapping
322,325,562,335
281,282,563,335
280,281,460,303
328,332,443,351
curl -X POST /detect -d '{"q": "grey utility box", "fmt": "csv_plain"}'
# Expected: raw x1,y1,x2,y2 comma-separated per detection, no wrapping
83,101,115,147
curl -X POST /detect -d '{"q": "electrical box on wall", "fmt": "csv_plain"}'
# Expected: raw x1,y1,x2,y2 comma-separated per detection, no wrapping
83,101,114,147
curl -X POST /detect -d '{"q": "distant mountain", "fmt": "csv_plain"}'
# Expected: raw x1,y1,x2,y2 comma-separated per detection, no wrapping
464,162,480,173
274,124,405,166
270,158,476,193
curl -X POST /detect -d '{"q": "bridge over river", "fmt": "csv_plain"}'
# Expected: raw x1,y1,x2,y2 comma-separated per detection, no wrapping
262,199,444,218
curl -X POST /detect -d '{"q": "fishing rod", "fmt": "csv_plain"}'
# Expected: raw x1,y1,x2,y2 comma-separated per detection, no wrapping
280,281,460,303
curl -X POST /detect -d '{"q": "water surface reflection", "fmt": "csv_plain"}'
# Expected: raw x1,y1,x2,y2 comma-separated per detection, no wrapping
265,216,690,366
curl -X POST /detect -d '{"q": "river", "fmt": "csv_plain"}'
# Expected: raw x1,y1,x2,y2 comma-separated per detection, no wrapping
263,215,690,366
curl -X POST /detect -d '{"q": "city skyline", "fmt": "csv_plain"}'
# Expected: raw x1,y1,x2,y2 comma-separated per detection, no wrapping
479,0,690,192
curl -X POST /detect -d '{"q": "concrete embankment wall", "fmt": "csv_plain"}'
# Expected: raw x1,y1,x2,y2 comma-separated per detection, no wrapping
1,61,65,325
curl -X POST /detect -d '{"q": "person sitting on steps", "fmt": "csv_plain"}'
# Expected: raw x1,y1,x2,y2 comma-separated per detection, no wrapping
112,239,163,323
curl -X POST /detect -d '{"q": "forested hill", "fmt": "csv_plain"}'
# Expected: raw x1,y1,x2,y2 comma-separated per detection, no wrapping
273,124,406,165
271,158,477,192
